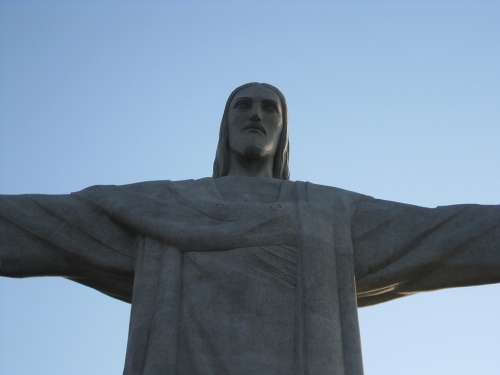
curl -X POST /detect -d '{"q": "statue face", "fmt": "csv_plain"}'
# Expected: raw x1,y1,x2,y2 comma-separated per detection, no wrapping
227,85,283,161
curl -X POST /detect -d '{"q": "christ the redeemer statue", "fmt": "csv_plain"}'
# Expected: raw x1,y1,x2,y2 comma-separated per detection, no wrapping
1,82,499,375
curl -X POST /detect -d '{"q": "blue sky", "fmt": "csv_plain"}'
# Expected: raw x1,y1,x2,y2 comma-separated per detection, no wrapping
1,2,499,374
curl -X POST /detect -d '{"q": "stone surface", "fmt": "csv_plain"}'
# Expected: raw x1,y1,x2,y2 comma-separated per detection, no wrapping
1,83,500,374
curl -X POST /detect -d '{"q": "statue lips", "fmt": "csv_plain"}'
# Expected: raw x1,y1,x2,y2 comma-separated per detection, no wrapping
243,123,267,135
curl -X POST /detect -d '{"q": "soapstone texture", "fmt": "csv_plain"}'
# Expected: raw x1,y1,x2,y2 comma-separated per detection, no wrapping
2,177,500,374
1,83,499,374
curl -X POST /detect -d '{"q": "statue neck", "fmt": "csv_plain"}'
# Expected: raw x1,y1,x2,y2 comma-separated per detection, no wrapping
226,152,274,178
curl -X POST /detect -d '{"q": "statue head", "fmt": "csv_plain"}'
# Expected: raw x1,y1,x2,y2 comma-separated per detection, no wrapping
213,82,290,180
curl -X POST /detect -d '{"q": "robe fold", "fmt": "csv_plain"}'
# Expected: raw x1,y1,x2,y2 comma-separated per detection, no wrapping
1,176,500,375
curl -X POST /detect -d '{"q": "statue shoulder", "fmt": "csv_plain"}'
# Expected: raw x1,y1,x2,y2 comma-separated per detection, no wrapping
73,178,212,202
302,181,372,208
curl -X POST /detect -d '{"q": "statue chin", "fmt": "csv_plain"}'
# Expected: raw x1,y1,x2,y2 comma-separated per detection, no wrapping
240,144,269,161
229,139,274,161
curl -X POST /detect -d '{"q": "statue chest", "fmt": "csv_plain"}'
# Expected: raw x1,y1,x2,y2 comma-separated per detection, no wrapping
123,191,362,375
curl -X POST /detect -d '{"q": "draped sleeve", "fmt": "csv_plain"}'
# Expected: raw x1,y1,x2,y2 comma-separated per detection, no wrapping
351,196,500,307
0,191,136,302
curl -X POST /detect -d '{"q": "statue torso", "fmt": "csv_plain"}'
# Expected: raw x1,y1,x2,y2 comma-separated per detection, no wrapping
179,176,298,374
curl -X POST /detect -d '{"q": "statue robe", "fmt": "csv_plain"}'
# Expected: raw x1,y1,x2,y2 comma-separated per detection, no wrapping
1,176,500,375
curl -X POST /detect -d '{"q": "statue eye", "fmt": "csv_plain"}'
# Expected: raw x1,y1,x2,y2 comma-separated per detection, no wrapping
262,101,278,113
234,99,251,110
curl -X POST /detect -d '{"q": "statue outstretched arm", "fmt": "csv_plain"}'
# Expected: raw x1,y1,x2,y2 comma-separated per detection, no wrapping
0,193,136,301
351,196,500,307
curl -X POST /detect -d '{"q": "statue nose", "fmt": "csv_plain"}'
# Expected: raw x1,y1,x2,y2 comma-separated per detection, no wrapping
250,113,261,122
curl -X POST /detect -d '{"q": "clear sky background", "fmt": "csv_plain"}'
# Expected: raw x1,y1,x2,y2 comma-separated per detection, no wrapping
1,1,499,374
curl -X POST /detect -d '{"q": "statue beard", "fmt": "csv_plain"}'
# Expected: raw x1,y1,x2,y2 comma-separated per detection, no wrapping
233,142,277,165
240,144,269,161
227,143,276,176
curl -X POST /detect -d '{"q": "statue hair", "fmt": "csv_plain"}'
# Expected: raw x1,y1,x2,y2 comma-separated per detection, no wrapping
212,82,290,180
